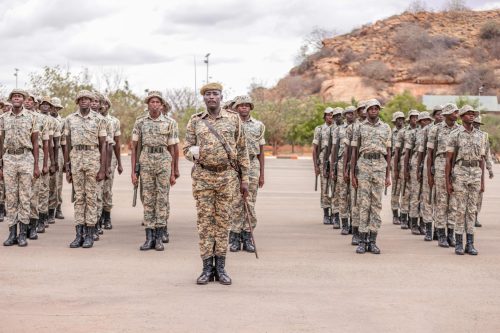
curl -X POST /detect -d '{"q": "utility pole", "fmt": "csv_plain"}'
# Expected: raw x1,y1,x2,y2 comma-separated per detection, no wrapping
194,56,198,106
14,68,19,88
204,53,210,83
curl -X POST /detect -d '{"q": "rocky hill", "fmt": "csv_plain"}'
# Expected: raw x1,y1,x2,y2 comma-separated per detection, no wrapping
268,10,500,103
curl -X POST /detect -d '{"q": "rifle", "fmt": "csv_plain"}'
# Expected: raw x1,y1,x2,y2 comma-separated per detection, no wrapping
428,128,439,204
68,163,75,203
393,146,402,196
353,126,361,207
243,200,258,259
314,173,318,191
447,138,459,207
331,132,341,196
323,127,333,196
132,130,142,207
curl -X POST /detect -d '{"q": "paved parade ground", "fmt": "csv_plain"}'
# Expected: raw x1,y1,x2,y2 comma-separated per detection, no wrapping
1,159,500,332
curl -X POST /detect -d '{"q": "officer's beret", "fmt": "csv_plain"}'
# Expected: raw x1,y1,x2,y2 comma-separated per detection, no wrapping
200,82,223,96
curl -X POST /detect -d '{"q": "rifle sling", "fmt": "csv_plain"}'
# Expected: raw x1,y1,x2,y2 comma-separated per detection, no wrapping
201,118,239,173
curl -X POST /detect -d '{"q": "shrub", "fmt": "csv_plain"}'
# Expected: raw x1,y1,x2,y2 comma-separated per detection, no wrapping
456,66,498,95
480,20,500,40
358,61,393,82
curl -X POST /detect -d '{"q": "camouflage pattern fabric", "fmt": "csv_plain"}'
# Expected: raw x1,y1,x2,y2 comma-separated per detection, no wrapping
417,124,434,224
96,114,113,222
390,126,403,211
395,126,412,214
184,109,249,259
56,115,65,207
49,115,63,210
103,114,121,212
29,111,50,218
406,127,422,219
312,123,333,209
332,124,350,219
346,120,360,227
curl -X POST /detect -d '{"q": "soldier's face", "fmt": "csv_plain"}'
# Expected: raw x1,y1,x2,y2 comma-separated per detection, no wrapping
203,90,222,110
447,110,458,122
409,115,418,126
324,113,333,124
40,102,50,112
461,112,475,124
419,119,431,127
473,122,480,129
236,103,251,118
395,118,404,127
334,113,342,125
148,97,162,113
79,97,91,109
90,99,100,111
4,105,12,112
101,103,109,114
24,97,35,110
10,94,25,108
367,106,380,120
433,110,443,123
345,112,354,123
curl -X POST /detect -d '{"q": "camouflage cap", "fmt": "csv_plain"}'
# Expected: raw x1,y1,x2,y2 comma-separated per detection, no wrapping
75,90,95,104
431,105,444,116
343,106,356,115
459,104,478,116
3,101,13,107
417,111,432,122
441,103,459,115
364,99,383,111
233,95,254,110
200,82,223,96
144,90,166,105
102,96,112,108
356,100,367,110
331,107,343,116
51,97,63,109
324,107,334,114
391,111,405,122
8,89,28,100
27,91,38,101
473,115,483,124
222,99,235,110
407,109,420,120
93,91,104,102
40,96,54,106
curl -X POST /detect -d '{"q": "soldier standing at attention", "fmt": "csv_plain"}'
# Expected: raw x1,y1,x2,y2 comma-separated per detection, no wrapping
329,107,344,229
445,105,484,255
0,101,4,222
229,95,265,253
1,89,40,247
47,98,63,225
312,107,334,225
64,90,107,248
131,91,178,251
427,103,459,248
351,99,391,254
184,83,249,286
390,111,405,225
51,97,66,220
331,106,355,235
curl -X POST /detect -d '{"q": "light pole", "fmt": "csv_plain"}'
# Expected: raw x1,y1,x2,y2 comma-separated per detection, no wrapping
14,68,19,88
478,85,484,96
204,53,210,83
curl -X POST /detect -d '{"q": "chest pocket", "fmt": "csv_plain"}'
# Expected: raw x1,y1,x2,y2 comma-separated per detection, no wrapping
83,119,98,135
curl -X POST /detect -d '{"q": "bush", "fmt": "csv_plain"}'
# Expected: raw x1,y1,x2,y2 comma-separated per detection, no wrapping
410,52,459,78
456,66,498,95
381,90,426,123
358,61,393,82
338,49,357,67
278,76,324,97
480,20,500,40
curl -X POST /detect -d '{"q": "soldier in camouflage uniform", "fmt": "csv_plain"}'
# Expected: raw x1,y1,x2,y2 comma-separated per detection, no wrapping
24,93,50,240
51,97,66,220
343,101,367,246
394,110,418,230
331,106,355,235
64,90,107,248
390,111,405,225
329,107,344,229
229,95,265,253
131,91,178,251
351,99,391,254
312,107,335,224
47,98,63,225
446,105,484,255
184,83,249,286
406,112,432,236
427,103,459,248
1,89,40,247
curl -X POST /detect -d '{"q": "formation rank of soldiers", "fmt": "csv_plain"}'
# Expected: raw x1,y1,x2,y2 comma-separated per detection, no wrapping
314,100,494,256
0,83,265,286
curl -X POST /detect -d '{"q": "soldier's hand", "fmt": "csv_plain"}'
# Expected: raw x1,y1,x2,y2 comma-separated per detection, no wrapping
49,165,56,175
385,176,391,188
428,175,434,188
174,169,180,179
42,166,49,175
352,176,358,189
117,164,124,175
54,163,59,172
66,172,72,183
489,171,494,179
240,182,249,199
404,172,410,181
169,173,176,186
446,182,453,196
323,170,329,178
62,164,66,173
131,173,138,186
33,167,40,179
0,169,3,180
343,171,349,183
259,175,264,188
480,180,485,193
314,166,320,176
96,170,105,182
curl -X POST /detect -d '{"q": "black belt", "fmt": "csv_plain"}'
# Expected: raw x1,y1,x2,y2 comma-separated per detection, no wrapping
363,153,382,160
74,145,97,151
6,148,31,155
459,160,480,167
199,164,230,172
145,146,165,153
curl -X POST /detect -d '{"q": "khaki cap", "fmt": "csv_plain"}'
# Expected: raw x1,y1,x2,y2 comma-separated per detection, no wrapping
144,90,166,105
417,111,432,121
233,95,254,110
441,103,459,115
200,82,223,96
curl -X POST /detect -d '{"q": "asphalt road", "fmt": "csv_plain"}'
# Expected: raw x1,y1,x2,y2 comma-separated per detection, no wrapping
1,159,499,332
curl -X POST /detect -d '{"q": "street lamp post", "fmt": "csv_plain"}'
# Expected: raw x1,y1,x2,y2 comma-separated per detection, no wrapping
204,53,210,84
14,68,19,88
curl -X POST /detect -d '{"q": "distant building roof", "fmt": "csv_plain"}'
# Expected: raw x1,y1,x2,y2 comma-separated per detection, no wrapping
422,95,500,112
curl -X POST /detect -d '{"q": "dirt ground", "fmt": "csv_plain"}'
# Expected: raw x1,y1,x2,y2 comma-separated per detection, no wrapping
1,159,499,333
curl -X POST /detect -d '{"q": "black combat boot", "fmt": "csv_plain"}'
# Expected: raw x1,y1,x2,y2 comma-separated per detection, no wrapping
447,227,455,247
356,232,367,254
69,225,85,248
351,226,360,246
28,218,38,240
0,203,5,222
155,228,164,251
229,231,241,252
44,212,50,228
392,209,400,225
341,218,349,235
323,208,331,225
368,232,381,254
474,213,482,227
214,256,231,285
241,231,255,253
196,257,215,285
47,209,55,224
37,213,46,233
96,213,104,235
103,210,112,230
437,228,449,248
454,233,464,255
140,228,155,251
424,222,433,241
465,234,478,255
419,218,426,235
17,223,28,247
55,204,64,219
332,212,340,229
400,213,409,229
3,225,17,246
82,226,95,248
433,226,438,241
161,226,169,243
411,217,420,235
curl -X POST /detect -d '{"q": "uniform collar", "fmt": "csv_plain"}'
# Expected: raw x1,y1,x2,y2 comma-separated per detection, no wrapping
8,107,29,117
200,108,229,119
145,112,165,121
76,109,94,119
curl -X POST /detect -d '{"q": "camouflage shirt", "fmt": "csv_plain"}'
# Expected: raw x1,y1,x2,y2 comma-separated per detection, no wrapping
391,126,403,155
427,121,459,156
64,109,107,146
242,117,265,157
132,112,179,147
404,125,419,157
0,108,39,150
332,123,349,158
312,123,334,161
105,113,121,146
447,126,485,180
183,109,249,184
351,118,391,155
32,111,50,146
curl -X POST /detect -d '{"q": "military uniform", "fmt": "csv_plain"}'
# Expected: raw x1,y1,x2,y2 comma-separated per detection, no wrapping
395,123,415,228
346,115,363,245
417,121,435,240
390,111,405,224
95,110,112,236
404,110,421,233
1,90,39,247
102,112,121,222
474,116,494,227
47,113,62,223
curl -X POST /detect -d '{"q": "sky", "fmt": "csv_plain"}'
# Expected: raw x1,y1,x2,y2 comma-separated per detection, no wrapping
0,0,498,99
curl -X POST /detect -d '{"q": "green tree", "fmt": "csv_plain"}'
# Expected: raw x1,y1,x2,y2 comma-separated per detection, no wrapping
382,90,426,124
455,96,480,109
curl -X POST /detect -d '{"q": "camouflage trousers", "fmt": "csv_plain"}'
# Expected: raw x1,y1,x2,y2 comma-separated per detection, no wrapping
433,156,452,229
103,156,117,212
420,163,433,224
334,162,350,219
192,165,238,260
390,158,402,211
357,157,386,233
350,181,360,227
29,151,45,219
408,158,421,219
448,167,481,235
139,152,171,229
96,179,104,222
399,159,410,214
319,164,332,209
4,152,34,226
477,192,483,213
38,171,50,215
49,152,64,209
0,178,4,205
71,150,101,226
231,160,259,233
